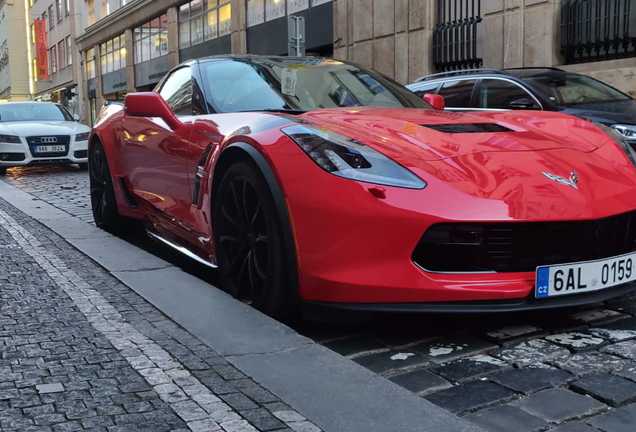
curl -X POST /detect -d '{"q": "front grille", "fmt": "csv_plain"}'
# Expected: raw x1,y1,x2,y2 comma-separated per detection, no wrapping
414,211,636,273
26,135,70,157
0,153,26,162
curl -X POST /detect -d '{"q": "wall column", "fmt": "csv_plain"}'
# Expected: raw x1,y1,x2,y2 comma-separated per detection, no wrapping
231,0,247,54
125,28,135,92
166,6,180,66
94,44,104,108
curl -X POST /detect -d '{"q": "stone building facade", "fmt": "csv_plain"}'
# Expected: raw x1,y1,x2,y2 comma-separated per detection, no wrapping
0,0,30,101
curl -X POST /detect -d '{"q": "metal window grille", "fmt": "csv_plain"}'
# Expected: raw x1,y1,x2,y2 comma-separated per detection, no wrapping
561,0,636,64
433,0,483,71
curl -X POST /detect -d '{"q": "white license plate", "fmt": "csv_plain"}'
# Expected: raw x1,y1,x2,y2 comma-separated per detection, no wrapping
34,145,66,153
535,252,636,298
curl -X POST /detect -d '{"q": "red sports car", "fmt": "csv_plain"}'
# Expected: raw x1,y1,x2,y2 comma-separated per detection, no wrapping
90,56,636,318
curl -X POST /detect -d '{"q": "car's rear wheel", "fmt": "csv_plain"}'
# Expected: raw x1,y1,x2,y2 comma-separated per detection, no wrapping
214,161,296,319
89,141,130,234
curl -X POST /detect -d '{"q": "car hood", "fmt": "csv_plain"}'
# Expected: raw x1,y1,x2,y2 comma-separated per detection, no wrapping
561,99,636,125
0,121,90,136
297,107,636,220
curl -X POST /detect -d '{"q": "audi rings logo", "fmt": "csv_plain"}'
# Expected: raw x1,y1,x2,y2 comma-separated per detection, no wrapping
39,137,58,144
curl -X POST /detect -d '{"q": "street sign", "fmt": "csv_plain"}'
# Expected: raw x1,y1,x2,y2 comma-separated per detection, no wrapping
288,15,306,57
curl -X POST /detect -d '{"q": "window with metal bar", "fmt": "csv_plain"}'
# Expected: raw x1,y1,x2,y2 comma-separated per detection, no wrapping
432,0,482,72
561,0,636,64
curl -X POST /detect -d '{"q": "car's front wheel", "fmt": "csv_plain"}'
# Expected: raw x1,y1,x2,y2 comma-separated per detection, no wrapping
214,161,296,319
89,140,130,234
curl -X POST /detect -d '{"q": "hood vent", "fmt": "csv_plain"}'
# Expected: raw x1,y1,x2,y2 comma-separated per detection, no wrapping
422,123,513,133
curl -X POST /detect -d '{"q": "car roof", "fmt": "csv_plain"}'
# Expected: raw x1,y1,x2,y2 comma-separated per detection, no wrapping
413,67,569,83
195,54,330,64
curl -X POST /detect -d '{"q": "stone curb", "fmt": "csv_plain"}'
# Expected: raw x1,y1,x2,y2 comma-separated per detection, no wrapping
0,180,484,432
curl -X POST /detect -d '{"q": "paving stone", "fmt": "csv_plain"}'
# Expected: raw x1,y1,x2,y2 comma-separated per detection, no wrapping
425,380,517,414
287,421,322,432
412,336,496,364
494,339,570,367
547,421,599,432
485,325,542,343
544,332,607,352
570,309,625,324
465,405,547,432
571,373,636,407
389,369,452,395
432,355,508,383
587,403,636,432
353,350,429,374
35,383,64,394
555,352,628,376
603,341,636,361
490,367,573,394
512,388,606,422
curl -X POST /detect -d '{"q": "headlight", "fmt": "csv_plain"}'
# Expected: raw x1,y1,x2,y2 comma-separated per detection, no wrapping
612,124,636,140
0,134,21,144
598,124,636,166
282,125,426,189
75,132,90,141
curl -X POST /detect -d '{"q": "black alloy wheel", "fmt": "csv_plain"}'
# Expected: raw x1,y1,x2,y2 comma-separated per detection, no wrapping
89,141,129,233
214,161,294,319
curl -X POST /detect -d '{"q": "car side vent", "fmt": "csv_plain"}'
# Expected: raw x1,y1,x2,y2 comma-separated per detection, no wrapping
422,123,513,133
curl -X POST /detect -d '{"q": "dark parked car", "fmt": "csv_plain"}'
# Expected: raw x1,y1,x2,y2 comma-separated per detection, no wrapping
407,68,636,139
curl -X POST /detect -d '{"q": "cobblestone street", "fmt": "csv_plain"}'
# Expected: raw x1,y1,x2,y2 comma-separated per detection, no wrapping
4,166,636,431
0,168,321,432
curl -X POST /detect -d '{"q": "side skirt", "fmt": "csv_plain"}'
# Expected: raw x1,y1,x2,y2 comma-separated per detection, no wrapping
146,230,218,269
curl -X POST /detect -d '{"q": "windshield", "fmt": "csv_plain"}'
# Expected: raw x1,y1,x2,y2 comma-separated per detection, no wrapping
526,74,630,106
199,58,428,113
0,103,74,122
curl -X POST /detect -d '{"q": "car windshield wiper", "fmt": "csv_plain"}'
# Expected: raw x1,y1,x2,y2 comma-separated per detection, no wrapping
236,108,306,115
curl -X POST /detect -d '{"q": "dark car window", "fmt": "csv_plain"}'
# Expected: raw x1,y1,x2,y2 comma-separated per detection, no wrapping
437,79,477,108
159,67,193,116
477,79,540,110
524,74,630,107
199,58,428,113
411,81,441,97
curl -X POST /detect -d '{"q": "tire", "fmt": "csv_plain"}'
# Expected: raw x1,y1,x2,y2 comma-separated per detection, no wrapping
213,161,297,319
89,140,131,234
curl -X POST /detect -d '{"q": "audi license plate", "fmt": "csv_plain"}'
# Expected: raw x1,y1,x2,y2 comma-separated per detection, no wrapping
34,145,66,154
536,252,636,298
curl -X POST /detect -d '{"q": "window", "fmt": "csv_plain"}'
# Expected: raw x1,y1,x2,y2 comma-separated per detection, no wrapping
179,0,231,49
50,45,57,74
100,34,126,74
247,0,322,27
66,36,72,66
65,0,70,16
32,58,38,82
47,6,54,29
525,73,629,107
85,48,96,79
134,14,168,64
437,79,477,108
58,40,65,69
410,81,441,97
159,67,193,115
56,0,63,22
477,79,539,110
30,24,35,45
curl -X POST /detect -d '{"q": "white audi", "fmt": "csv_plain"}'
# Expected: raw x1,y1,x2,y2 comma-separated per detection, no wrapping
0,102,90,175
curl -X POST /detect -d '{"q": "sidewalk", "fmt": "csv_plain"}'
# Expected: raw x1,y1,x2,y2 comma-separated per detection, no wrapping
0,178,481,432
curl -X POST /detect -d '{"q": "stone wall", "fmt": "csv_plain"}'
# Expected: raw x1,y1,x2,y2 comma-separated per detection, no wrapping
333,0,436,83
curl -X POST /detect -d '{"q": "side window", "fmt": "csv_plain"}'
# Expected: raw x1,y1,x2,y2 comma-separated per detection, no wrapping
159,67,193,116
478,79,540,110
437,79,477,108
411,82,441,97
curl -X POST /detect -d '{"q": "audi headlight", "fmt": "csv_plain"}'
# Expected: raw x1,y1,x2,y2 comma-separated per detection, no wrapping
0,134,21,144
598,124,636,166
612,124,636,140
282,125,426,189
75,132,90,141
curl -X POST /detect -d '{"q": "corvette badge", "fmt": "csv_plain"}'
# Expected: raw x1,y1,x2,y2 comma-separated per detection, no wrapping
543,171,579,189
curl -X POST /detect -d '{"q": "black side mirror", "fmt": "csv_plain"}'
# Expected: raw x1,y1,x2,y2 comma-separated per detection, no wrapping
508,97,537,110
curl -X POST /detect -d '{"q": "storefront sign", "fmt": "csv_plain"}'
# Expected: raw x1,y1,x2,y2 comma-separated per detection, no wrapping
34,18,49,81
